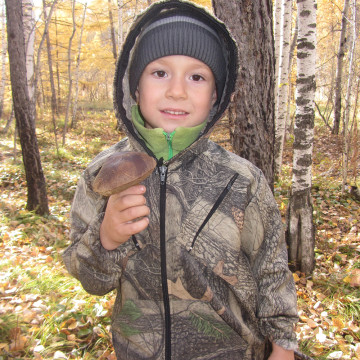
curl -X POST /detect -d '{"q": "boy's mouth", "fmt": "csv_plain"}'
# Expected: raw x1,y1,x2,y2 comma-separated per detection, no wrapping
162,109,188,116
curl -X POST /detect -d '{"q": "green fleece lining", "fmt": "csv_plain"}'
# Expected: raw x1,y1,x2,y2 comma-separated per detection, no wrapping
131,105,206,160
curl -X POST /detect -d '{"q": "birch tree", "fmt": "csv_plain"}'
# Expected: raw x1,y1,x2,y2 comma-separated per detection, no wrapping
108,0,117,60
274,0,282,120
117,0,123,51
22,0,36,122
0,2,7,119
33,0,58,121
43,0,59,153
286,0,317,275
341,0,357,193
72,2,87,127
212,0,275,187
55,13,61,108
63,0,76,146
5,0,49,215
275,0,293,175
333,0,350,135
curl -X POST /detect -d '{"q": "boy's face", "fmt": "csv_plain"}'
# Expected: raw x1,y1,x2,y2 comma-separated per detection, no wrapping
136,55,217,133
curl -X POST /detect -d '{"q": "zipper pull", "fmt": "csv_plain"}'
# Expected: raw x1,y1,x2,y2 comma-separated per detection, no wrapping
159,164,168,185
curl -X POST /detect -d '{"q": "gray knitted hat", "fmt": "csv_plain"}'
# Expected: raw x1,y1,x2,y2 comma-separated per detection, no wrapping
129,14,227,102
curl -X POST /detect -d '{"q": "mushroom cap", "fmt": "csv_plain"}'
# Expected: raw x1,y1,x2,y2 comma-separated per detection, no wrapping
93,151,157,196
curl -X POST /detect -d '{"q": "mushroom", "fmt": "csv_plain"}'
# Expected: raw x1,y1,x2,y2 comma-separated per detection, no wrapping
93,151,157,196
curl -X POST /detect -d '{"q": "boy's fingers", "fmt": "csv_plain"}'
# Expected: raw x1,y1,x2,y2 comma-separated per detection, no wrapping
114,184,146,197
108,190,147,211
121,204,150,223
122,216,149,237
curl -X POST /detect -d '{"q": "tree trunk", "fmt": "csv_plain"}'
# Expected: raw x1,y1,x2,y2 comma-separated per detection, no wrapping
22,0,36,122
0,2,7,119
333,0,350,135
341,0,357,193
275,0,293,175
108,0,117,60
117,0,123,51
286,0,316,275
33,0,58,119
1,105,14,135
55,13,61,111
5,0,49,215
285,18,298,139
350,78,359,183
43,0,59,153
274,0,282,122
212,0,275,188
63,0,76,146
71,2,87,128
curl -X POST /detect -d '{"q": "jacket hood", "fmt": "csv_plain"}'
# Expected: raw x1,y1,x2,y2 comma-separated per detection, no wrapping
113,0,238,158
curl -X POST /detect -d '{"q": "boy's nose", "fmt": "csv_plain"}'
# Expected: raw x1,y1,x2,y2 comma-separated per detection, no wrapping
166,76,187,100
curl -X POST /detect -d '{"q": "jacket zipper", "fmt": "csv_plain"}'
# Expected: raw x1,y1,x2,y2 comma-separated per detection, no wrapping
159,162,171,359
163,131,175,160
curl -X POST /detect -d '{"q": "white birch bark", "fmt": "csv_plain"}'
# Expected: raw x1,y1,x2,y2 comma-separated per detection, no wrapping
274,0,282,106
286,0,316,275
274,0,292,175
22,0,36,121
0,2,7,119
342,0,357,193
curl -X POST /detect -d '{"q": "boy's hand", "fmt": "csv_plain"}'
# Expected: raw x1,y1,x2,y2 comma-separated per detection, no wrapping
100,185,150,250
268,342,294,360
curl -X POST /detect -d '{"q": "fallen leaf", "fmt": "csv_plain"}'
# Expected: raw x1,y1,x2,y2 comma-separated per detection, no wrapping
0,343,9,350
326,351,343,359
332,317,344,331
349,269,360,287
23,310,37,323
307,319,318,329
9,335,27,351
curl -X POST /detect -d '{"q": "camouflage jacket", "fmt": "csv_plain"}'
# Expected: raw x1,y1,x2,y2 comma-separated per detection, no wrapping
63,1,298,359
63,135,298,359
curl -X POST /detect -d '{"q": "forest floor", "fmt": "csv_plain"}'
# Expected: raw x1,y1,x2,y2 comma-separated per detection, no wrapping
0,111,359,360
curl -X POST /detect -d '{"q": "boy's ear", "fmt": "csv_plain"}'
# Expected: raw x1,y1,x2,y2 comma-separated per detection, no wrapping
135,89,140,104
211,89,217,106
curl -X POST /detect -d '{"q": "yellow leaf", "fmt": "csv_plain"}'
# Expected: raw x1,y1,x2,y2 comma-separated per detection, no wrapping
0,343,9,350
332,317,345,330
68,321,78,330
293,273,300,282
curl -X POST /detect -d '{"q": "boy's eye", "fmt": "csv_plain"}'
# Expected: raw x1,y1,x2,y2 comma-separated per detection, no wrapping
153,70,167,78
190,74,205,82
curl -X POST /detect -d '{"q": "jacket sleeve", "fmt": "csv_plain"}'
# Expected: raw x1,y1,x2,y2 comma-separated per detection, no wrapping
62,173,130,296
241,172,298,351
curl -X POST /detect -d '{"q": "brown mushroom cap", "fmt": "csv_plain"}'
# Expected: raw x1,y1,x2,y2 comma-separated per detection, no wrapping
93,152,157,196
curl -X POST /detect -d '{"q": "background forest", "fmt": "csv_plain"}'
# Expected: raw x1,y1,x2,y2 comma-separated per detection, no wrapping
0,0,359,359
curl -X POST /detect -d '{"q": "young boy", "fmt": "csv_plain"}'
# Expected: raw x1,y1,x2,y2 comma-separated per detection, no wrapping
63,1,298,359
